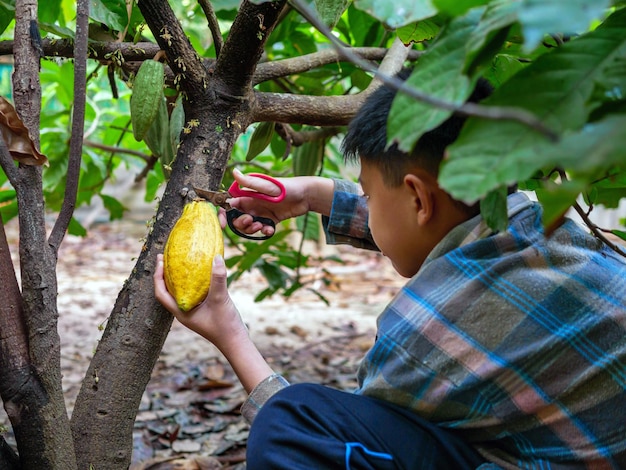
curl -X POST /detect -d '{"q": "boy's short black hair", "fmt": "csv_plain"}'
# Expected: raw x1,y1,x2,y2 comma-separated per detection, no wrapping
342,70,493,187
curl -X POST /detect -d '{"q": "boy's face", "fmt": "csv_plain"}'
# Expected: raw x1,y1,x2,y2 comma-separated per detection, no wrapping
359,160,431,278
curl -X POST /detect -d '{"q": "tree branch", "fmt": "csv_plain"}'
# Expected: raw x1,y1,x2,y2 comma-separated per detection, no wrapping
197,0,223,57
48,0,89,251
0,436,20,470
0,136,19,184
572,202,626,257
212,0,287,100
289,0,559,141
83,139,151,162
253,47,422,85
251,37,411,126
137,0,207,100
0,39,161,61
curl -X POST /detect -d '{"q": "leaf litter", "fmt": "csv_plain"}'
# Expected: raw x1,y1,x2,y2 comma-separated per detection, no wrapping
2,211,403,469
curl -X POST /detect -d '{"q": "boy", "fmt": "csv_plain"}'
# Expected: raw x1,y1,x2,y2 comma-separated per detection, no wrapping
154,77,626,469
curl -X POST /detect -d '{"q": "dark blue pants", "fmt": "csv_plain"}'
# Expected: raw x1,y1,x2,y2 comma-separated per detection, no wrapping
246,383,487,469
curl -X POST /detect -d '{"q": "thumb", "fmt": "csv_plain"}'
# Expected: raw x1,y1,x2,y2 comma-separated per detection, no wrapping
208,254,228,298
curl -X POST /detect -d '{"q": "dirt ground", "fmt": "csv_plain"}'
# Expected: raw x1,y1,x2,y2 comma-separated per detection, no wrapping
1,203,404,468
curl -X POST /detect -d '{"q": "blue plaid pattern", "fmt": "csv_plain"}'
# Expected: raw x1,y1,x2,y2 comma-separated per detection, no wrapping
324,184,626,469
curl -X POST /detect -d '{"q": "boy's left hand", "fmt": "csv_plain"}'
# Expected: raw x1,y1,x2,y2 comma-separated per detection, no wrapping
153,253,249,352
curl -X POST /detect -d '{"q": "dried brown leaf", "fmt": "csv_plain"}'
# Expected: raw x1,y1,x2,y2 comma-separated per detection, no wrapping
0,96,48,166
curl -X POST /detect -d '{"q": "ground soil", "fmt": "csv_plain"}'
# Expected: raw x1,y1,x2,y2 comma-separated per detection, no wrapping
1,204,404,469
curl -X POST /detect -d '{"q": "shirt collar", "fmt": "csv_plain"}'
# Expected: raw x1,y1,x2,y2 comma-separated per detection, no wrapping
422,192,534,266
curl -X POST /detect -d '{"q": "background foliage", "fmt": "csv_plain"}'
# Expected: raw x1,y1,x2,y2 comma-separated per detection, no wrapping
1,0,625,298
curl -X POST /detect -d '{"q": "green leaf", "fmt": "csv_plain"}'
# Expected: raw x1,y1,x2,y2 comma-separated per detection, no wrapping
100,194,127,220
211,0,242,11
587,171,626,209
169,96,185,160
518,0,612,51
342,4,386,46
89,0,128,32
479,186,508,232
547,112,626,175
68,217,87,237
612,229,626,242
535,180,586,228
397,18,439,44
354,0,437,28
464,0,519,73
296,213,321,241
145,165,164,203
313,0,350,28
388,8,483,152
0,0,14,36
433,0,489,17
245,122,275,162
0,188,15,204
38,0,62,25
484,54,527,86
441,9,626,203
0,200,17,223
257,260,289,290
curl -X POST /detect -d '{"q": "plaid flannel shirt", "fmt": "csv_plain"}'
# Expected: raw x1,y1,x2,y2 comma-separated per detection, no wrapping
244,180,626,469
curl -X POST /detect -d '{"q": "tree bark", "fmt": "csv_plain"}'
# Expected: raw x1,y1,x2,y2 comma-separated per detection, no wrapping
8,0,77,467
69,0,285,467
0,196,47,470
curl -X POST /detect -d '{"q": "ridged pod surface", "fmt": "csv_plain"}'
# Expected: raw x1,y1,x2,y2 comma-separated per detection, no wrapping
163,200,224,311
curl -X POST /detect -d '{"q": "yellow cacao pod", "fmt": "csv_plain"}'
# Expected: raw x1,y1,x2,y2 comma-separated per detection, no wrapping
163,200,224,311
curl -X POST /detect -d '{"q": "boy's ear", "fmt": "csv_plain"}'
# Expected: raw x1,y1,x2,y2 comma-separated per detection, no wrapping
403,172,434,226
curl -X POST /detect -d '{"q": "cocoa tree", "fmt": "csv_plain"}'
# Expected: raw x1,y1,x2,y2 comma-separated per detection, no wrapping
0,0,625,467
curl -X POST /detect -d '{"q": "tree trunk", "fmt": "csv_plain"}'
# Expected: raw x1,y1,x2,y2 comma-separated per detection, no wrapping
70,0,286,467
8,0,77,467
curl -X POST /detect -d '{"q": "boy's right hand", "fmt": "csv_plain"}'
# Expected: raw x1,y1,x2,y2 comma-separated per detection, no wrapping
227,169,334,237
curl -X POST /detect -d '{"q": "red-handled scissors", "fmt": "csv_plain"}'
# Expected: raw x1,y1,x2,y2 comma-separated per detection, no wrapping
193,173,286,240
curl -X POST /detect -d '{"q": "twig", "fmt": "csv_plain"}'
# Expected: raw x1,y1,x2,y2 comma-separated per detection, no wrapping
83,139,152,162
197,0,223,57
48,0,90,251
0,136,19,184
288,0,558,141
555,170,626,258
572,202,626,257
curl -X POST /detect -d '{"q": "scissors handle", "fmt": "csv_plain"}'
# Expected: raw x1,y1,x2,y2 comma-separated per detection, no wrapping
226,209,275,241
228,173,286,203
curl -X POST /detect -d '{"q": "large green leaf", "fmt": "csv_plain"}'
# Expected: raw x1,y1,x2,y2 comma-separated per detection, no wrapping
549,113,626,175
535,179,587,228
387,8,483,152
0,0,14,36
354,0,437,28
313,0,350,28
38,0,62,25
464,0,519,72
587,171,626,209
518,0,612,51
397,18,440,44
89,0,128,32
433,0,489,17
440,8,626,203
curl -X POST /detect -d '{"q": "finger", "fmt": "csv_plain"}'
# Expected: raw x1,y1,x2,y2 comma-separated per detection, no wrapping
230,213,257,232
233,168,282,197
217,208,227,229
207,254,229,302
261,225,276,236
153,255,182,313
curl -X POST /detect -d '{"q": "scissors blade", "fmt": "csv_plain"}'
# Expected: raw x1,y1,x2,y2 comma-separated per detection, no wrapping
193,187,232,210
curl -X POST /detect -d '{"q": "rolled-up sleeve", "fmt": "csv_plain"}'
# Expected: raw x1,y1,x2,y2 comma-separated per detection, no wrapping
322,179,378,251
240,374,290,424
